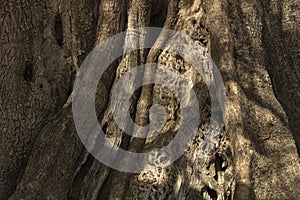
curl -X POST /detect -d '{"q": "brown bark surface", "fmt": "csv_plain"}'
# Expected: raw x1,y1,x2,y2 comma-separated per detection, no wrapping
1,0,299,199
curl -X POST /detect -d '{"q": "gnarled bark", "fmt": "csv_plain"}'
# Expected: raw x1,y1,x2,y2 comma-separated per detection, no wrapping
1,0,299,199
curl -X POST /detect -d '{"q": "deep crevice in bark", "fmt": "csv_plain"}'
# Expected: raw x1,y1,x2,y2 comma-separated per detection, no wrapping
54,14,64,47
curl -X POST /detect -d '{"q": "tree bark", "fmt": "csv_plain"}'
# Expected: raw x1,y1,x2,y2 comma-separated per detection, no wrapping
1,0,299,199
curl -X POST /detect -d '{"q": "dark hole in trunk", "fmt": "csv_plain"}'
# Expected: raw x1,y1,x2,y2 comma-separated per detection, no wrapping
204,186,218,200
54,14,64,46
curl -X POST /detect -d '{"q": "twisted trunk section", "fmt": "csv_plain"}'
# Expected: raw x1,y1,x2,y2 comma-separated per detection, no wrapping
1,0,299,199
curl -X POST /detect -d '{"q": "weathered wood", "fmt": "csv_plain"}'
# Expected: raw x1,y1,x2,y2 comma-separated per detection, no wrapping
1,0,299,199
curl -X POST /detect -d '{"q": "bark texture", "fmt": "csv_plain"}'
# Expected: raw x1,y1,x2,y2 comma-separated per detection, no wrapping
0,0,299,199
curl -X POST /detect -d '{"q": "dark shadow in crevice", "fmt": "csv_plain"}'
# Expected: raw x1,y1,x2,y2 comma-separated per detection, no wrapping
67,154,95,199
150,0,168,28
54,14,64,46
203,186,218,200
23,62,34,82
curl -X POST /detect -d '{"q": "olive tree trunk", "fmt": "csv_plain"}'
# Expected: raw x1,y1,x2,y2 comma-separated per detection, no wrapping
1,0,299,199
